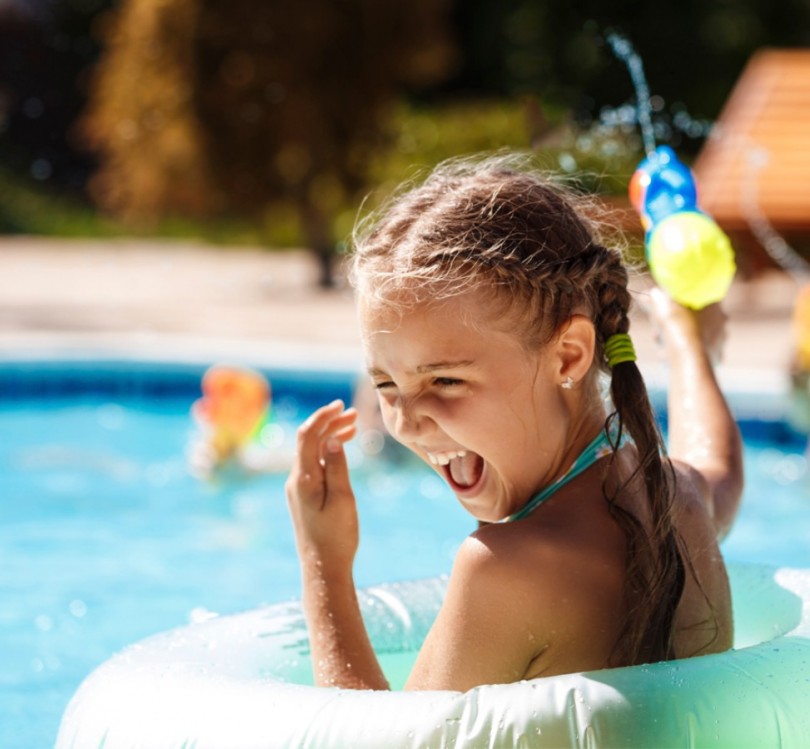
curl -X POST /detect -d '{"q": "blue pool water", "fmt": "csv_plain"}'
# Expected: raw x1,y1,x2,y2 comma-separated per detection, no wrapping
1,361,809,749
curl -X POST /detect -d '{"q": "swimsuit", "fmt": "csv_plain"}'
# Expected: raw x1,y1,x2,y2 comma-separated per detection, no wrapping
501,428,618,523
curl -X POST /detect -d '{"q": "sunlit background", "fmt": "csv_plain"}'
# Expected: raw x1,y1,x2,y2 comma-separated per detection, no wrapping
4,0,810,283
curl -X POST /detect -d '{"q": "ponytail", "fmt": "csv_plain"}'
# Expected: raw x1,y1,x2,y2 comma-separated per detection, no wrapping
604,356,685,665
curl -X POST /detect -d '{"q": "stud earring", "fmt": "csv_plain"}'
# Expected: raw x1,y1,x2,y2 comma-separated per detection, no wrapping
561,376,575,390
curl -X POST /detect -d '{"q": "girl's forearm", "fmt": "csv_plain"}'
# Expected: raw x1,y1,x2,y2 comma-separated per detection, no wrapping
666,341,743,538
301,564,390,690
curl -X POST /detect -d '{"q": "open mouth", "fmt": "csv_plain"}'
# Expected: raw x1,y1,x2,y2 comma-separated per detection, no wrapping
444,452,485,492
424,449,486,493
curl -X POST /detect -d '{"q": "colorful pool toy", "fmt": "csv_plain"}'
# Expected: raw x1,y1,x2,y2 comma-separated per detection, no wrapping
56,563,810,748
631,145,736,309
192,365,270,462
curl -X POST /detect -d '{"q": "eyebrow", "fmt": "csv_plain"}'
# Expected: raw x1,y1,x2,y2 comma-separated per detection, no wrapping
367,360,476,377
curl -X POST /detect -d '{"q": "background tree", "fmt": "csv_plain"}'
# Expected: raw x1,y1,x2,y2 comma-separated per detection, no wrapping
5,0,810,271
82,0,456,285
80,0,215,220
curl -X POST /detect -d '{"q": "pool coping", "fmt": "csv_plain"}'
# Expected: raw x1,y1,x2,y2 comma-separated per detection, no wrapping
0,336,365,376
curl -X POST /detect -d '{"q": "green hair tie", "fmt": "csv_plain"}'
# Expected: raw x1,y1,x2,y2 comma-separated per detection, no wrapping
604,333,636,368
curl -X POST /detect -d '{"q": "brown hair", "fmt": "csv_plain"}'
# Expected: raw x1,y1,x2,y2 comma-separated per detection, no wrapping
350,153,684,666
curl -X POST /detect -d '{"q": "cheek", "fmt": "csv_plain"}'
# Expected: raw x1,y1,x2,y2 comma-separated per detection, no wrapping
378,401,399,437
487,386,553,452
522,370,563,417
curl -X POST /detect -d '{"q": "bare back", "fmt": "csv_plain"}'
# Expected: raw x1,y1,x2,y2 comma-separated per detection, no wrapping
606,448,734,659
669,462,734,656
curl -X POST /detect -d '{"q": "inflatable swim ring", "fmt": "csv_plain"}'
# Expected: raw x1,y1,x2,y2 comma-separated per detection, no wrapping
56,564,810,748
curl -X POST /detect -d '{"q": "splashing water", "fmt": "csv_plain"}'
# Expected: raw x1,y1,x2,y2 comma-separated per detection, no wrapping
741,144,810,282
556,33,710,176
603,34,711,149
606,33,657,157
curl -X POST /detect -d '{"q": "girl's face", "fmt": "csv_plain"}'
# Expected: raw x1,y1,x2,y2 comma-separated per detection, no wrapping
360,290,579,522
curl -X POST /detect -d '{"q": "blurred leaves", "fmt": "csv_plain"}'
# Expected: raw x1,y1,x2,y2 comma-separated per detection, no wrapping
82,0,213,219
3,0,810,274
81,0,457,284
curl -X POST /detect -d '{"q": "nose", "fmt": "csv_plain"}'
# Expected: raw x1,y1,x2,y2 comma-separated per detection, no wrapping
389,394,428,441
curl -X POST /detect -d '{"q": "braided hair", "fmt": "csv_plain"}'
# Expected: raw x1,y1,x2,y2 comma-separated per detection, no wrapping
350,153,685,666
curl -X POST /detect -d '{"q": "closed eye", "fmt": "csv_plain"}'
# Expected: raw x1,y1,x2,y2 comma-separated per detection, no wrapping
373,380,396,391
434,377,463,388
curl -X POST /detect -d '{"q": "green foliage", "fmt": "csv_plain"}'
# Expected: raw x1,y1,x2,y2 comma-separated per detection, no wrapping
1,97,645,246
376,99,534,176
0,166,290,246
0,167,121,237
368,97,643,205
82,0,457,283
5,0,810,214
10,0,807,266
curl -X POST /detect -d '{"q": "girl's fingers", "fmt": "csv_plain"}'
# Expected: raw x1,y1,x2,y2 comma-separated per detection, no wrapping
316,417,357,461
332,423,358,443
294,403,359,480
322,407,358,435
296,400,346,467
323,433,353,497
313,411,357,455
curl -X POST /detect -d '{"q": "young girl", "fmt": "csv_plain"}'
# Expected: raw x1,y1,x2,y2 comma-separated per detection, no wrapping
285,154,743,691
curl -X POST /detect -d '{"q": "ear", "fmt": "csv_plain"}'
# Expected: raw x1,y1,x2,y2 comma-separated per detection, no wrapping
553,315,596,384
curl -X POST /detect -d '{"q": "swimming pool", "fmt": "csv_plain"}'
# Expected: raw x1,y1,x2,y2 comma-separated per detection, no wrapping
1,359,808,749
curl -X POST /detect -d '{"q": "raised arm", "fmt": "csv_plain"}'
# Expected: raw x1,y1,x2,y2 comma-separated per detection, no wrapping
648,289,743,539
285,400,389,690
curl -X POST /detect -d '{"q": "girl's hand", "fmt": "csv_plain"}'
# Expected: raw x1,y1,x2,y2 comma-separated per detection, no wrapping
285,400,359,572
646,287,728,365
285,400,389,691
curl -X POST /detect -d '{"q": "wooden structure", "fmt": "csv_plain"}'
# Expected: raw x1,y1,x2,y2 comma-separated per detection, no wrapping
693,48,810,274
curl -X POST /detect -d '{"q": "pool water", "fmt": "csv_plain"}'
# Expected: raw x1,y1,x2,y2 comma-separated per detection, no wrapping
1,362,809,749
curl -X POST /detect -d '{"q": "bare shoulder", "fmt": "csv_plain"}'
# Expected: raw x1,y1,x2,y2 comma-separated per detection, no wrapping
446,525,551,616
405,526,550,689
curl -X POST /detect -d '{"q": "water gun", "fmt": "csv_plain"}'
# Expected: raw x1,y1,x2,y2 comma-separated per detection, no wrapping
629,145,736,309
192,365,270,461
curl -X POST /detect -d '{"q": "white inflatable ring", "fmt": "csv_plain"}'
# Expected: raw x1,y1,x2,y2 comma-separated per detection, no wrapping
57,563,810,748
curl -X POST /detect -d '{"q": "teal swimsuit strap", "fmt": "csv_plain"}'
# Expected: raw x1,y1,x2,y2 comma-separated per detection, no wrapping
501,428,620,524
